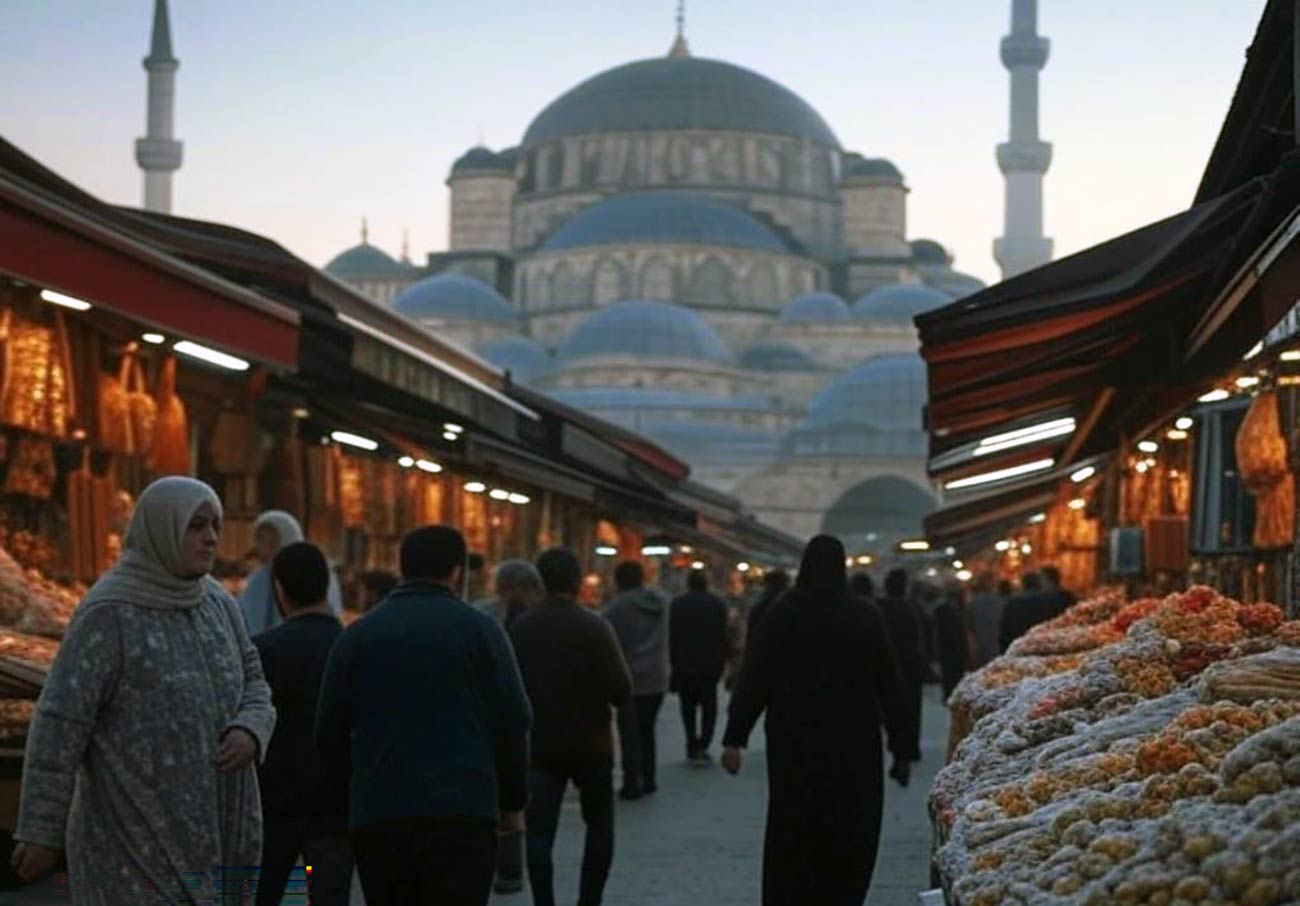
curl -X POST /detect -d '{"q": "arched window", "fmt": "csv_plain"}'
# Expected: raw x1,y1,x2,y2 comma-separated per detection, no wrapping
746,262,779,307
685,258,733,306
591,258,626,305
639,256,676,301
550,262,585,307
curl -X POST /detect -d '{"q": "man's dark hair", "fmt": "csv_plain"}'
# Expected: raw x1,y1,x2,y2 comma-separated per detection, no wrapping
400,525,468,582
885,568,908,598
1040,565,1062,588
361,569,398,599
763,569,790,592
536,548,582,596
614,560,644,591
272,542,330,609
468,552,486,573
849,572,874,599
1022,572,1043,593
687,569,708,592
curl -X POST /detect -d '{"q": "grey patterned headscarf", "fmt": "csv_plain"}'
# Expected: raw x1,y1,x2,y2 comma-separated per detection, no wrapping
82,476,224,611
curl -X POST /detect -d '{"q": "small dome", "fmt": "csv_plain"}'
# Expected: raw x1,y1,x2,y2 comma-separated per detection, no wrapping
522,56,839,149
851,282,953,323
540,192,791,253
449,145,517,178
779,291,850,323
925,271,986,299
740,340,820,372
478,336,552,382
559,300,733,364
842,154,904,184
802,353,926,433
910,239,951,265
324,243,408,279
393,273,518,323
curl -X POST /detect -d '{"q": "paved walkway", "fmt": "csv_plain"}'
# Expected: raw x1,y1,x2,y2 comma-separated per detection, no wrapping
0,689,949,906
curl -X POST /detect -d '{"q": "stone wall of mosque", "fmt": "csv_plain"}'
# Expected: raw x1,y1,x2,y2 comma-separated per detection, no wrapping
765,321,920,370
448,174,516,252
512,130,841,254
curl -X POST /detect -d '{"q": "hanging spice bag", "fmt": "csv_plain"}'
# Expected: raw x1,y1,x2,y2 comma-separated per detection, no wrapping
99,350,134,454
126,354,156,459
1235,390,1295,549
150,355,190,476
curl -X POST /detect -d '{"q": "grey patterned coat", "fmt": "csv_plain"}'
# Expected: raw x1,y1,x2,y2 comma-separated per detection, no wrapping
16,589,275,904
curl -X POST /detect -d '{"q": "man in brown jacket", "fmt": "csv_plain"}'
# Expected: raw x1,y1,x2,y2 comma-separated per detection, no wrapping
509,548,632,906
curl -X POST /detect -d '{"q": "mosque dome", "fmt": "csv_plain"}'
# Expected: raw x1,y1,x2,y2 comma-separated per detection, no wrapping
540,192,791,253
449,145,517,178
478,336,552,382
559,300,733,364
324,243,407,279
842,154,904,184
801,353,926,434
392,273,519,323
779,291,850,323
910,238,951,265
522,56,839,149
739,340,821,372
850,282,953,323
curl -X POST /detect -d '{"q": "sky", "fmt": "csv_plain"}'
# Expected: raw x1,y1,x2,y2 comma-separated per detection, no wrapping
0,0,1269,285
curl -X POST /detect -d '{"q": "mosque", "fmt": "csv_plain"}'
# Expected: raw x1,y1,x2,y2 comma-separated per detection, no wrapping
315,12,1051,554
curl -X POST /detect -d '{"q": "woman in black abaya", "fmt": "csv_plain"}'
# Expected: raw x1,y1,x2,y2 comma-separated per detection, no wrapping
721,535,910,906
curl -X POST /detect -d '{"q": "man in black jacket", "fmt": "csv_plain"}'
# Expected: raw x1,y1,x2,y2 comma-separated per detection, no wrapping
254,542,352,906
670,570,729,764
315,526,532,906
510,548,632,906
999,572,1049,652
878,569,927,763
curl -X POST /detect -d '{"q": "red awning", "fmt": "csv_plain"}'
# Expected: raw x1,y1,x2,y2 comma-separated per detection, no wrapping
0,157,298,371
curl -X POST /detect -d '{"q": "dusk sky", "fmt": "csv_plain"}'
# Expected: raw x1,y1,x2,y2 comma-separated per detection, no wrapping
1,1,1267,284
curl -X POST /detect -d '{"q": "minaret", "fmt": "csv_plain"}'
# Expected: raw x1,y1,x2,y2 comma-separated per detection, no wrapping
134,0,182,213
993,0,1052,279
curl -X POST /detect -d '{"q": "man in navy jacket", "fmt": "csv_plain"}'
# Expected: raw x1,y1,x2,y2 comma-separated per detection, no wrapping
315,525,532,906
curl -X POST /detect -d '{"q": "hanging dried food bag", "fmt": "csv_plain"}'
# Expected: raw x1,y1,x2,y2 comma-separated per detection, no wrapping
210,407,261,476
150,355,190,475
99,353,133,453
1,309,70,437
126,355,156,459
1235,390,1294,549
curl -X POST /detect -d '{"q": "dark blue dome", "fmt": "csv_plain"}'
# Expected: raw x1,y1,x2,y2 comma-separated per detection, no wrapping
558,300,733,364
449,145,517,177
324,243,408,278
802,354,926,433
393,273,518,323
779,291,850,323
478,336,552,382
910,238,950,265
851,283,953,323
842,154,904,183
540,192,791,253
523,56,839,149
740,340,820,372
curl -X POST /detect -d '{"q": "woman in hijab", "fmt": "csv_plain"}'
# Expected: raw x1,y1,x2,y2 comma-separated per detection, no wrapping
12,477,276,904
721,535,910,906
239,509,341,634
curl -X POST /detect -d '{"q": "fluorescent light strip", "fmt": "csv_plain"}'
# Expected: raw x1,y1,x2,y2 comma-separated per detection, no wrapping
39,289,92,311
1174,416,1194,430
1070,465,1096,483
397,456,415,468
464,482,487,493
1028,512,1047,524
507,493,530,505
977,417,1076,449
944,458,1055,491
141,332,166,345
330,430,379,452
488,488,510,501
1281,350,1300,362
595,546,618,557
641,545,672,556
899,540,931,551
973,422,1076,457
1198,389,1230,403
1243,341,1263,360
174,340,250,372
415,459,442,474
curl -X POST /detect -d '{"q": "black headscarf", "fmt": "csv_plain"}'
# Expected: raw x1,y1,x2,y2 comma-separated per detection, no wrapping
795,534,848,602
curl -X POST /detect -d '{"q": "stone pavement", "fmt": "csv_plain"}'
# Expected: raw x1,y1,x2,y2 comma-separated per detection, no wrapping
0,687,950,906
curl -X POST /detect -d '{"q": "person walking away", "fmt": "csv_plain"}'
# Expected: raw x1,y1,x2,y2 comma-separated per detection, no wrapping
849,572,874,601
670,570,729,764
999,572,1049,652
240,509,341,633
966,573,1004,668
603,561,669,800
12,477,275,904
481,559,545,895
720,535,910,906
315,526,532,906
934,583,974,701
746,569,789,643
509,549,632,906
253,542,352,905
877,568,926,763
1040,565,1076,620
482,559,545,631
359,569,398,614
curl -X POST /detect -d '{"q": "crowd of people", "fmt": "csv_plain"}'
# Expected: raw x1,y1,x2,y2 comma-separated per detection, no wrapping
6,474,1075,906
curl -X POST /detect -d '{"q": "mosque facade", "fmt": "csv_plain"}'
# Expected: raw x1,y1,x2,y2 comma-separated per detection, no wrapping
324,30,988,555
